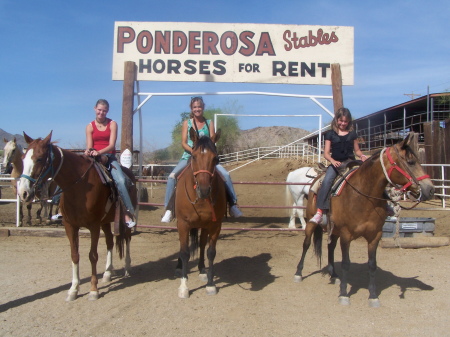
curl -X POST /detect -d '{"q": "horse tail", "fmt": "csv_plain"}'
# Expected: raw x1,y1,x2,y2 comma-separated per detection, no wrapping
312,225,323,267
115,222,130,260
189,228,199,259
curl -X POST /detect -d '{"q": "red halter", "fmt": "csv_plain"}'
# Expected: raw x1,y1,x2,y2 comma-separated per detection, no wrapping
384,146,430,191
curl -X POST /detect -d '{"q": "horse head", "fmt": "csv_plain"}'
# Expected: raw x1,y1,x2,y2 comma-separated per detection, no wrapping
189,127,221,199
18,131,55,203
382,132,434,202
2,137,19,174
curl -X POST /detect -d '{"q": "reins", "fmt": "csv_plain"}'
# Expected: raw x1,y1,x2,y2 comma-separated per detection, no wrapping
336,145,427,210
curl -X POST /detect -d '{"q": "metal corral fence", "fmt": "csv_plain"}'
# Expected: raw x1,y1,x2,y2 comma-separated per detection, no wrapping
218,143,323,165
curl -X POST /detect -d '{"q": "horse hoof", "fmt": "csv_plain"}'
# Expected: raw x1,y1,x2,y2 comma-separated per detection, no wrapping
338,296,350,306
88,291,99,301
102,272,112,283
178,288,189,299
330,277,341,285
369,298,381,308
206,286,217,295
65,292,78,302
293,275,303,283
198,273,208,282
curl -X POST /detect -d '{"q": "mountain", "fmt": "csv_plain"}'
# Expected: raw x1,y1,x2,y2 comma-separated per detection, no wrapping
234,126,310,151
1,129,28,149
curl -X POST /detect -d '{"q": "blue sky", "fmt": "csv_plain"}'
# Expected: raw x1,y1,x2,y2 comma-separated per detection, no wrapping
1,0,449,152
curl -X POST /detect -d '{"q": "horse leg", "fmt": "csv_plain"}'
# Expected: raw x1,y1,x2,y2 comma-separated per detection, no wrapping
338,236,351,305
198,229,208,282
102,224,114,283
178,228,190,299
34,201,43,224
124,228,132,277
25,202,32,225
327,234,340,284
288,202,297,229
367,237,381,308
205,228,220,295
65,225,80,301
294,223,315,282
87,226,101,300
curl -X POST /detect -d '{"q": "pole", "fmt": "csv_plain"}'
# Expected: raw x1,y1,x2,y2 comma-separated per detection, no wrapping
121,61,136,153
331,63,343,114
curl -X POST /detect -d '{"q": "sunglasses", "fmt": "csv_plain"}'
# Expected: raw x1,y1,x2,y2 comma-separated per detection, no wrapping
191,96,203,101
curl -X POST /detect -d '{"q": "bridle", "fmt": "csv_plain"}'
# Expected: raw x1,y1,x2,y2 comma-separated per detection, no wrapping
380,145,429,199
20,144,64,192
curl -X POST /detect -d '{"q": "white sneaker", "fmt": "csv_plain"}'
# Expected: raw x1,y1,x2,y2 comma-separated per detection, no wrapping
161,210,173,223
230,205,243,218
125,220,136,228
309,212,323,225
51,213,62,221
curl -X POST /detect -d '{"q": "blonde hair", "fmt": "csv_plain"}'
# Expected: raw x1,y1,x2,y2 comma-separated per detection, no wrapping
189,97,205,118
331,107,354,133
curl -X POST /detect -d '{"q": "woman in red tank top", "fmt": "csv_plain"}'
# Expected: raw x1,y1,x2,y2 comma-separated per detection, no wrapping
84,99,136,228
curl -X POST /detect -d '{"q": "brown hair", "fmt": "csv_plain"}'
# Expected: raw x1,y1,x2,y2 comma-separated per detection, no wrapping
95,99,110,110
331,107,354,133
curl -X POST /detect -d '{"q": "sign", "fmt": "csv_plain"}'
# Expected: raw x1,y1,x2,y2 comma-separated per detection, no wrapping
113,22,354,85
120,149,133,169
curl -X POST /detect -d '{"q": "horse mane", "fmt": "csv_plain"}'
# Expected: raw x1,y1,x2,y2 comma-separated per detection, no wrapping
192,136,217,153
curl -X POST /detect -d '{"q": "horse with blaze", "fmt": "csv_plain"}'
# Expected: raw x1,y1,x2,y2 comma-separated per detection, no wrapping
18,132,137,301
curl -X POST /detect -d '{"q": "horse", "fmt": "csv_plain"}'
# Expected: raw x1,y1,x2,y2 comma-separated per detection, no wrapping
285,166,318,228
3,137,60,225
294,133,434,307
18,131,137,301
174,128,227,298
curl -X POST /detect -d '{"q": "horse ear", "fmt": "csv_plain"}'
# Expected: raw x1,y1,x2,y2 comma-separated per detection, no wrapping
189,127,198,144
400,132,414,149
23,132,34,144
43,131,53,144
211,129,221,143
3,138,7,143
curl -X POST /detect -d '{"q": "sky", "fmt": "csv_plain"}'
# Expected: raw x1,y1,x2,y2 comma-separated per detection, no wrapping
1,0,449,152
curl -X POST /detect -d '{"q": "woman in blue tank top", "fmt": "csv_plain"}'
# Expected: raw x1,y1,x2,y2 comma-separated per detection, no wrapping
161,97,242,222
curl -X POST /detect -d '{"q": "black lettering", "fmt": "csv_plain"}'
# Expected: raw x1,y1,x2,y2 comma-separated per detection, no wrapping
272,61,286,76
139,59,152,73
184,60,197,74
301,62,315,77
213,60,226,75
288,62,298,76
153,59,165,74
318,63,331,77
199,61,210,75
167,60,181,74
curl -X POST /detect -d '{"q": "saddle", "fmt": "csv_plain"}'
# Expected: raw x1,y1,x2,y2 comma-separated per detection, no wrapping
310,159,363,196
88,154,122,235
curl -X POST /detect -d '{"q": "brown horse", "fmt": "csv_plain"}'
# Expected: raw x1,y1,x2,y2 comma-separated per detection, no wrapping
294,133,434,307
2,137,58,225
18,132,137,301
175,128,227,298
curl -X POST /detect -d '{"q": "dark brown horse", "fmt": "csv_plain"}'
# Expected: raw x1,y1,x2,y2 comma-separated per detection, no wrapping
18,132,137,301
175,128,227,298
295,133,434,307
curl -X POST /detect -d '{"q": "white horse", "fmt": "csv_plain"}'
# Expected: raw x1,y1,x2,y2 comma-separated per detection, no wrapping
286,167,318,228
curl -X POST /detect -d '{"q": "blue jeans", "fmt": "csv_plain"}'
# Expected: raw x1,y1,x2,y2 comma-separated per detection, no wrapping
316,165,339,211
107,155,135,216
163,160,238,209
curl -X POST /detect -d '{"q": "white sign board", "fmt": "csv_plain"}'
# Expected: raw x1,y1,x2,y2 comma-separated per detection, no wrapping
113,22,354,85
120,149,133,169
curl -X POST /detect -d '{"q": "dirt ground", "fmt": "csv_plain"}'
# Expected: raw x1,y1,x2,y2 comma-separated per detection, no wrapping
0,158,449,336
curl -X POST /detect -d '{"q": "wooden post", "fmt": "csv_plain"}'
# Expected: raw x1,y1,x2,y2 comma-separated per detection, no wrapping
121,61,136,153
331,63,343,114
